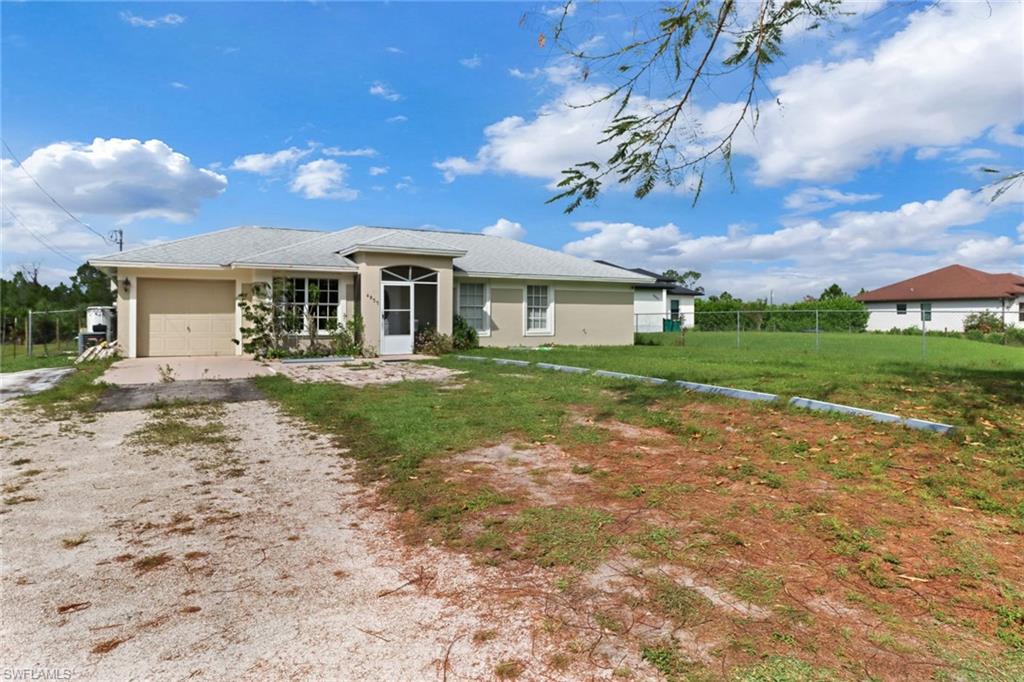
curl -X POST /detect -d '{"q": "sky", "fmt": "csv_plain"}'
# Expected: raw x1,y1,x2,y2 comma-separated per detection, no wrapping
1,0,1022,301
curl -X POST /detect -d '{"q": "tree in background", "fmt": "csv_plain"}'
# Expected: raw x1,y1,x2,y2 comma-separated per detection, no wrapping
819,283,848,300
0,263,114,346
544,0,845,211
661,268,703,291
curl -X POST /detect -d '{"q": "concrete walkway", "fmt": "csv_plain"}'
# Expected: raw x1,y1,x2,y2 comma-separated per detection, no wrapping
101,356,275,386
0,367,75,403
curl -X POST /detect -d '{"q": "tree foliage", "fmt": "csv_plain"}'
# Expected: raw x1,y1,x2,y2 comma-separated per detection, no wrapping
695,291,868,331
662,268,702,290
545,0,844,212
1,264,114,344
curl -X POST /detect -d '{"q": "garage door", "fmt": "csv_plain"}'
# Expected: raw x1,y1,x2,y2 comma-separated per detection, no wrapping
138,279,236,357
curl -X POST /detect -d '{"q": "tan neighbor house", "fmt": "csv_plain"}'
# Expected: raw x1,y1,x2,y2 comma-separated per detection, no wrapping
90,225,653,358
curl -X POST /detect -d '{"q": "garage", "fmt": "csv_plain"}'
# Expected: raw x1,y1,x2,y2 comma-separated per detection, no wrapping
137,278,237,357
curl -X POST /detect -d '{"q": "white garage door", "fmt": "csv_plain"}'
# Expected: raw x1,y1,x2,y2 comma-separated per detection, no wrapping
138,279,236,357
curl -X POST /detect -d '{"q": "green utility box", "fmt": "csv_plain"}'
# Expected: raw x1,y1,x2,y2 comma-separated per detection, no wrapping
662,319,681,332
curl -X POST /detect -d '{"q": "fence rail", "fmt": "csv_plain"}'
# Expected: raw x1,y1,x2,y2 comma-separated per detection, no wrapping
634,308,1023,357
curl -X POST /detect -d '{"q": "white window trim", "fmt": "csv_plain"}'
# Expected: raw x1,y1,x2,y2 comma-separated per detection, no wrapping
282,277,345,336
456,281,491,337
523,284,555,337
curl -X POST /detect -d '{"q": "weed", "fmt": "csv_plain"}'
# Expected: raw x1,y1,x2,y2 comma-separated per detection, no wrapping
511,507,616,569
61,533,89,549
494,659,525,679
650,577,713,627
10,458,31,466
732,569,783,605
571,463,595,475
547,652,572,671
732,655,837,681
641,641,691,680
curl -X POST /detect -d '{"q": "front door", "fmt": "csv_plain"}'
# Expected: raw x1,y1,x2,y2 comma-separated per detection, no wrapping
381,282,414,355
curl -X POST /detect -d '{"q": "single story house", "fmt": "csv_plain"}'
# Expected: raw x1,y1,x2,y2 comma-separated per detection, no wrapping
90,225,654,358
856,264,1024,332
596,262,701,332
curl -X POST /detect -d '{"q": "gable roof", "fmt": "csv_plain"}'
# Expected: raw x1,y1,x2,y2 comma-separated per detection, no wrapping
595,260,703,295
856,265,1024,302
91,225,654,283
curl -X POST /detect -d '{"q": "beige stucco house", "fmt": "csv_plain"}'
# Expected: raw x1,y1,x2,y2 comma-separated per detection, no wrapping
90,225,653,358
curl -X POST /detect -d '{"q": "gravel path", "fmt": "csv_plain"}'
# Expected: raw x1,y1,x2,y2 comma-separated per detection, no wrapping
0,400,535,680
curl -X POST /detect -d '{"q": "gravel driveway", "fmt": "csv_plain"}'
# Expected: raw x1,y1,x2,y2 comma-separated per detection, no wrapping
0,399,534,680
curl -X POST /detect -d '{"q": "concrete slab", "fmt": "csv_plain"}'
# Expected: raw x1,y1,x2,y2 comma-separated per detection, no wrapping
788,396,903,424
594,370,669,385
675,380,778,402
535,363,590,374
101,356,274,386
0,367,75,403
96,379,264,412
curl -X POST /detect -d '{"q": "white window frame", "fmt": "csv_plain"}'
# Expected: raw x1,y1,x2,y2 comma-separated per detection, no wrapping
281,277,344,335
523,284,554,336
920,302,932,322
896,303,907,315
456,281,491,337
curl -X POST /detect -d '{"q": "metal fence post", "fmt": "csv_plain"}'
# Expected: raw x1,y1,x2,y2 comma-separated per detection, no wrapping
736,310,740,348
921,315,926,360
27,310,33,358
815,309,820,352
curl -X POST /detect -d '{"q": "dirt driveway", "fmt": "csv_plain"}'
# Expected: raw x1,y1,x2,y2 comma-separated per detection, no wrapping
0,399,537,680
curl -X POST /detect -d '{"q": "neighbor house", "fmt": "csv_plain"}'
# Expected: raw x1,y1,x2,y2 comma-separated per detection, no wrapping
596,262,701,332
90,225,654,358
856,264,1024,332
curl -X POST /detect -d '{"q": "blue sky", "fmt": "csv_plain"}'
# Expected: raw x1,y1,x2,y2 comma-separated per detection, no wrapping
2,1,1022,300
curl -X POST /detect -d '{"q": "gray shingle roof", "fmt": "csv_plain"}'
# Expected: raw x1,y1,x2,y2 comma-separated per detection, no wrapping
92,225,653,283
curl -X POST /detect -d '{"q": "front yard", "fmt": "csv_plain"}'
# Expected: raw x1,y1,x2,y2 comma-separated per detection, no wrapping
2,339,1022,680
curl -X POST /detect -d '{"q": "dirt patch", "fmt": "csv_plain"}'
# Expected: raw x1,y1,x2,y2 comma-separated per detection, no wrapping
273,359,462,387
0,400,554,680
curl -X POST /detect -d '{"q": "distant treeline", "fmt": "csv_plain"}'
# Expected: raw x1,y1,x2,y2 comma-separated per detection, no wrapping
1,264,114,344
694,286,869,332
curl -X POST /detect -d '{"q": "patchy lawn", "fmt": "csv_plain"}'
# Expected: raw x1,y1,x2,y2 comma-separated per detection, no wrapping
259,359,1024,680
1,341,77,374
462,332,1024,444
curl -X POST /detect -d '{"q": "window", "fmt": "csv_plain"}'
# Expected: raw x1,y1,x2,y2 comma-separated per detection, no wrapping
670,298,681,321
526,285,552,334
896,303,907,315
1019,302,1023,322
281,278,341,333
458,283,488,334
920,302,932,322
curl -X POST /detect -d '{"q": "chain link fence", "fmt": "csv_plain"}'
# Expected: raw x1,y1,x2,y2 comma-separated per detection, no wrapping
1,308,87,363
634,308,1024,358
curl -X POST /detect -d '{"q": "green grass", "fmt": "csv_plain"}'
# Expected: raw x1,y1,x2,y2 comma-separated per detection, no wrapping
1,341,77,373
460,331,1024,434
20,358,113,418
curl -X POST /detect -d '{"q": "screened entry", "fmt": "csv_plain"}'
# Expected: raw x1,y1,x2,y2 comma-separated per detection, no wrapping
380,266,437,354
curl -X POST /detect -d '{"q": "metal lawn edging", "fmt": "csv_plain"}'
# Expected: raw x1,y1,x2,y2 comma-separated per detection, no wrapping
451,356,953,434
788,397,954,434
535,362,591,374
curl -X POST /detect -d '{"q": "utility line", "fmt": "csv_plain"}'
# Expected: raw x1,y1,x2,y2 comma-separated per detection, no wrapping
2,205,81,265
1,138,111,245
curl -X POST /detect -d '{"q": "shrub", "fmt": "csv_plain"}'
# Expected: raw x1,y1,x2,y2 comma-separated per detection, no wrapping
963,310,1006,334
414,326,454,355
327,314,365,357
452,315,479,350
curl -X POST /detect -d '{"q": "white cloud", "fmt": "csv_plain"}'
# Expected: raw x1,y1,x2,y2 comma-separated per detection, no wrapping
368,166,389,176
386,115,408,124
369,81,402,102
289,160,358,200
829,39,858,58
544,2,577,18
459,55,482,69
322,147,377,158
120,11,185,28
508,67,540,80
169,81,188,90
783,187,881,213
561,186,1023,300
386,47,404,54
1,137,225,260
395,176,414,191
231,146,312,174
705,2,1024,185
435,83,659,186
951,148,999,162
481,218,526,240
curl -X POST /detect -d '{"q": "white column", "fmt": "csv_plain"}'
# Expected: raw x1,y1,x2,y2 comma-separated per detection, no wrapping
128,275,138,358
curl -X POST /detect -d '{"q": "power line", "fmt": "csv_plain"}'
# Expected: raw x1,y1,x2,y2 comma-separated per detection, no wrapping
1,138,111,245
2,205,81,266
